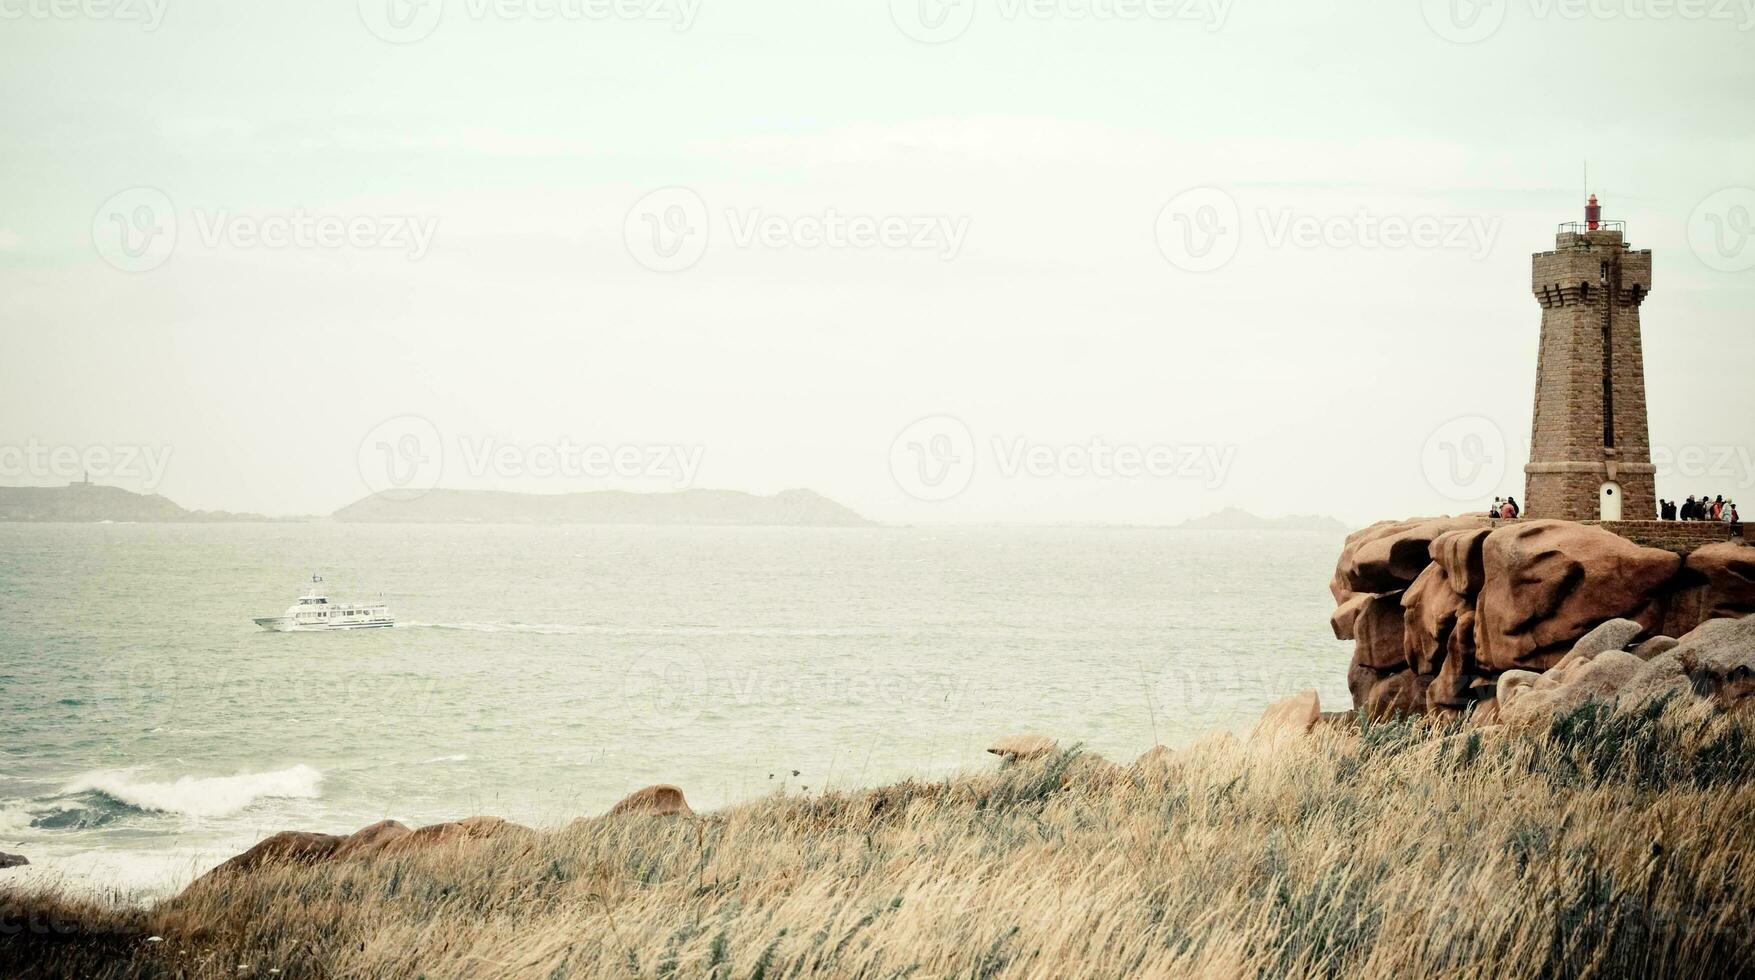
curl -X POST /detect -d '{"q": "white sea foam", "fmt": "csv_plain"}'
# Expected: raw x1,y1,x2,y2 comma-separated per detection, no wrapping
0,804,33,833
2,843,236,903
61,764,322,818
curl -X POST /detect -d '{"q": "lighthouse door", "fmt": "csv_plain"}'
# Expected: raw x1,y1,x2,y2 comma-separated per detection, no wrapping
1600,482,1623,521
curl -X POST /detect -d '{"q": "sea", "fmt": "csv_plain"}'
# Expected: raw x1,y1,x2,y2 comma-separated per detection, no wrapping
0,523,1350,901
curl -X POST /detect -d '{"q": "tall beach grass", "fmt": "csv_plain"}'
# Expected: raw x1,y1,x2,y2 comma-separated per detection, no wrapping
5,698,1755,979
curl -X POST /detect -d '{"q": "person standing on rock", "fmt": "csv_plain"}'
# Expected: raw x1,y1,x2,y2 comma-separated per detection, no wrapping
1491,498,1503,519
1682,496,1697,520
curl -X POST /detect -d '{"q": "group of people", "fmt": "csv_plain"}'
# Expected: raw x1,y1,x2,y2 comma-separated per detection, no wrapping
1486,494,1742,524
1660,495,1741,523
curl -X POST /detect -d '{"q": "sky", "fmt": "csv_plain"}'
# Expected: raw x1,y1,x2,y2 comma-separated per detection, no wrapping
1,0,1752,525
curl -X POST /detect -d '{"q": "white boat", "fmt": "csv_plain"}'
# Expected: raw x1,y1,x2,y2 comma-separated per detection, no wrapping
254,576,393,631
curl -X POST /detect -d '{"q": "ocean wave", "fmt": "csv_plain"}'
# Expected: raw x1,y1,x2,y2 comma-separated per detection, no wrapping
59,764,322,819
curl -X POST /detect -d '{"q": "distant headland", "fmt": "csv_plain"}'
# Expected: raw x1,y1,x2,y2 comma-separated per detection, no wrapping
0,483,284,523
0,483,871,527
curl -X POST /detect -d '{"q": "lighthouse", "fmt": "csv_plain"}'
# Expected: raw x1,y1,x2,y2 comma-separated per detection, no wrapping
1524,195,1656,522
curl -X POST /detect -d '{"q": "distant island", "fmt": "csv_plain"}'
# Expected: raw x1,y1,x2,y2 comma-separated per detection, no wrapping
331,488,871,526
0,483,870,527
1173,507,1347,532
0,483,279,523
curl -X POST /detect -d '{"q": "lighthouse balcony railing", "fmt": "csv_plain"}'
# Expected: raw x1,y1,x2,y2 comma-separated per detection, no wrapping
1557,220,1626,235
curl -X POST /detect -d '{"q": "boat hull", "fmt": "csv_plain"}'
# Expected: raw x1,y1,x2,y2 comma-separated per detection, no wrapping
254,617,394,632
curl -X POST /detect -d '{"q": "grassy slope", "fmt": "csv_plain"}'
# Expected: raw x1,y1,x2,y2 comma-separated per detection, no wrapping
5,699,1755,979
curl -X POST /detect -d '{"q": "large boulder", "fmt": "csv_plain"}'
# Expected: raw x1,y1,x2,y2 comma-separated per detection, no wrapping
211,831,342,876
1634,636,1680,660
1332,520,1418,603
607,784,693,817
1132,744,1178,774
388,815,533,852
1252,690,1320,741
1426,635,1482,716
1498,651,1649,726
986,734,1059,761
1362,671,1426,720
1431,526,1492,597
331,819,413,860
1665,542,1755,637
1347,656,1393,709
0,852,27,869
1672,615,1755,711
1475,521,1681,671
1551,618,1647,672
1334,517,1491,600
1353,592,1409,671
1330,592,1374,641
1402,565,1473,676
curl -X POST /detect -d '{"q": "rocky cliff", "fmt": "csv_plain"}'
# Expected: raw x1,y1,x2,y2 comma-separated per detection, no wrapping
1331,517,1755,722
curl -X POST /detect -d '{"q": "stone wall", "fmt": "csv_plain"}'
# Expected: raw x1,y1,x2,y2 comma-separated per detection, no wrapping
1592,520,1749,555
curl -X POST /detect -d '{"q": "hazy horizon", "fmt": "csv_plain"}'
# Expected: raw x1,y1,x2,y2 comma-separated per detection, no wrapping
4,1,1752,528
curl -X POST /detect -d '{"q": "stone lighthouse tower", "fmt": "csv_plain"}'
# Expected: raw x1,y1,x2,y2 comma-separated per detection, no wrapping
1525,195,1656,522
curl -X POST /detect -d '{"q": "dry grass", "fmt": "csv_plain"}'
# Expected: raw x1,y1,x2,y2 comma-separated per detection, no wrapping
7,698,1755,979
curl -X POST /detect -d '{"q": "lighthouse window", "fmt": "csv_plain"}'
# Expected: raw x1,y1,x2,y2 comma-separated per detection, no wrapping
1600,261,1609,282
